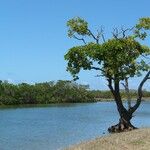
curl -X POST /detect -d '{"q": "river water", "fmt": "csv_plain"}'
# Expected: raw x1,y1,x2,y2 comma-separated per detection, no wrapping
0,101,150,150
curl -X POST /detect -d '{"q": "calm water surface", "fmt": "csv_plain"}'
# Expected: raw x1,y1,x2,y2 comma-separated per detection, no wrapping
0,101,150,150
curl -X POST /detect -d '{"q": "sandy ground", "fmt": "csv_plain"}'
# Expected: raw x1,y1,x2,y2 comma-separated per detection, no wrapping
65,128,150,150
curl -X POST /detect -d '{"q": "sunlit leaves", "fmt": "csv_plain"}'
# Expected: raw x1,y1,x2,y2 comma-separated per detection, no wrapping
65,45,93,80
67,17,89,37
135,17,150,40
100,38,144,79
136,18,150,30
65,17,150,82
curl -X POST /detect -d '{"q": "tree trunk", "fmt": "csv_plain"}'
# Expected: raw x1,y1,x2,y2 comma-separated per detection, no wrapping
107,71,150,133
108,108,137,133
107,78,137,133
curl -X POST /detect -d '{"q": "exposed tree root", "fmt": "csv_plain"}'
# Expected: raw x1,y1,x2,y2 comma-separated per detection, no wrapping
108,119,137,133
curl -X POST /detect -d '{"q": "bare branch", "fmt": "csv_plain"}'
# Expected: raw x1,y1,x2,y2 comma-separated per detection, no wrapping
101,34,106,43
120,27,134,38
95,74,103,77
98,27,106,42
121,27,129,38
112,28,119,39
96,30,101,40
141,54,150,60
88,29,99,44
73,35,86,44
112,26,135,39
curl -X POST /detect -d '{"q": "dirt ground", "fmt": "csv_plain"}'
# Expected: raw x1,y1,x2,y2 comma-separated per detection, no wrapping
65,128,150,150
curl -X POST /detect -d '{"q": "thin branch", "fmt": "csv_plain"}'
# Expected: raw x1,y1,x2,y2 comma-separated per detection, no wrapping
141,54,150,60
97,26,106,42
73,35,86,44
88,29,99,44
121,28,129,38
112,28,119,39
121,78,131,110
112,26,135,39
99,27,106,43
101,34,106,43
95,74,103,77
120,26,134,38
90,66,104,72
96,30,101,40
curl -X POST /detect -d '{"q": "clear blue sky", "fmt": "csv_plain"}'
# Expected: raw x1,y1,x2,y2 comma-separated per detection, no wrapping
0,0,149,90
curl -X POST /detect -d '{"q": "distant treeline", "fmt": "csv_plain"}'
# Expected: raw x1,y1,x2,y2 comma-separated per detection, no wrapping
92,90,150,100
0,80,150,105
0,80,93,105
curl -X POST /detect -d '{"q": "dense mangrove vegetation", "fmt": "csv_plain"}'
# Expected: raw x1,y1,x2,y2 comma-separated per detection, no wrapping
0,80,93,105
92,89,150,100
0,80,150,105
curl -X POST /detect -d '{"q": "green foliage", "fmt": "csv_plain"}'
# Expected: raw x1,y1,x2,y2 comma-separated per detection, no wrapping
65,43,99,80
65,38,149,81
65,17,150,83
135,17,150,39
67,17,89,37
101,38,145,78
136,18,150,30
0,80,149,105
89,89,150,100
91,90,114,99
134,17,150,73
0,80,94,105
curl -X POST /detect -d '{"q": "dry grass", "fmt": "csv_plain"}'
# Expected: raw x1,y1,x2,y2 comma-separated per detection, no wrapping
65,128,150,150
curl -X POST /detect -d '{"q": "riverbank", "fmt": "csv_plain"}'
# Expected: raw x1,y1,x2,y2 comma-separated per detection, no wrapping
0,80,150,105
65,128,150,150
95,97,150,101
0,98,150,108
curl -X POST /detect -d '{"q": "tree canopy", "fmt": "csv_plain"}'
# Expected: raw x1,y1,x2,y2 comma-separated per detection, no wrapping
65,17,150,82
65,17,150,132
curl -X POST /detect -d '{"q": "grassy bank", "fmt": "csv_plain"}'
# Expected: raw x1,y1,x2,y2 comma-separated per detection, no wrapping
65,128,150,150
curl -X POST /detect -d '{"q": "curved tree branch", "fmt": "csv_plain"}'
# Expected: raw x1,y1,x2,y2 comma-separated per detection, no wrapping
73,35,86,44
121,26,135,38
88,29,99,44
90,66,104,72
130,71,150,113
